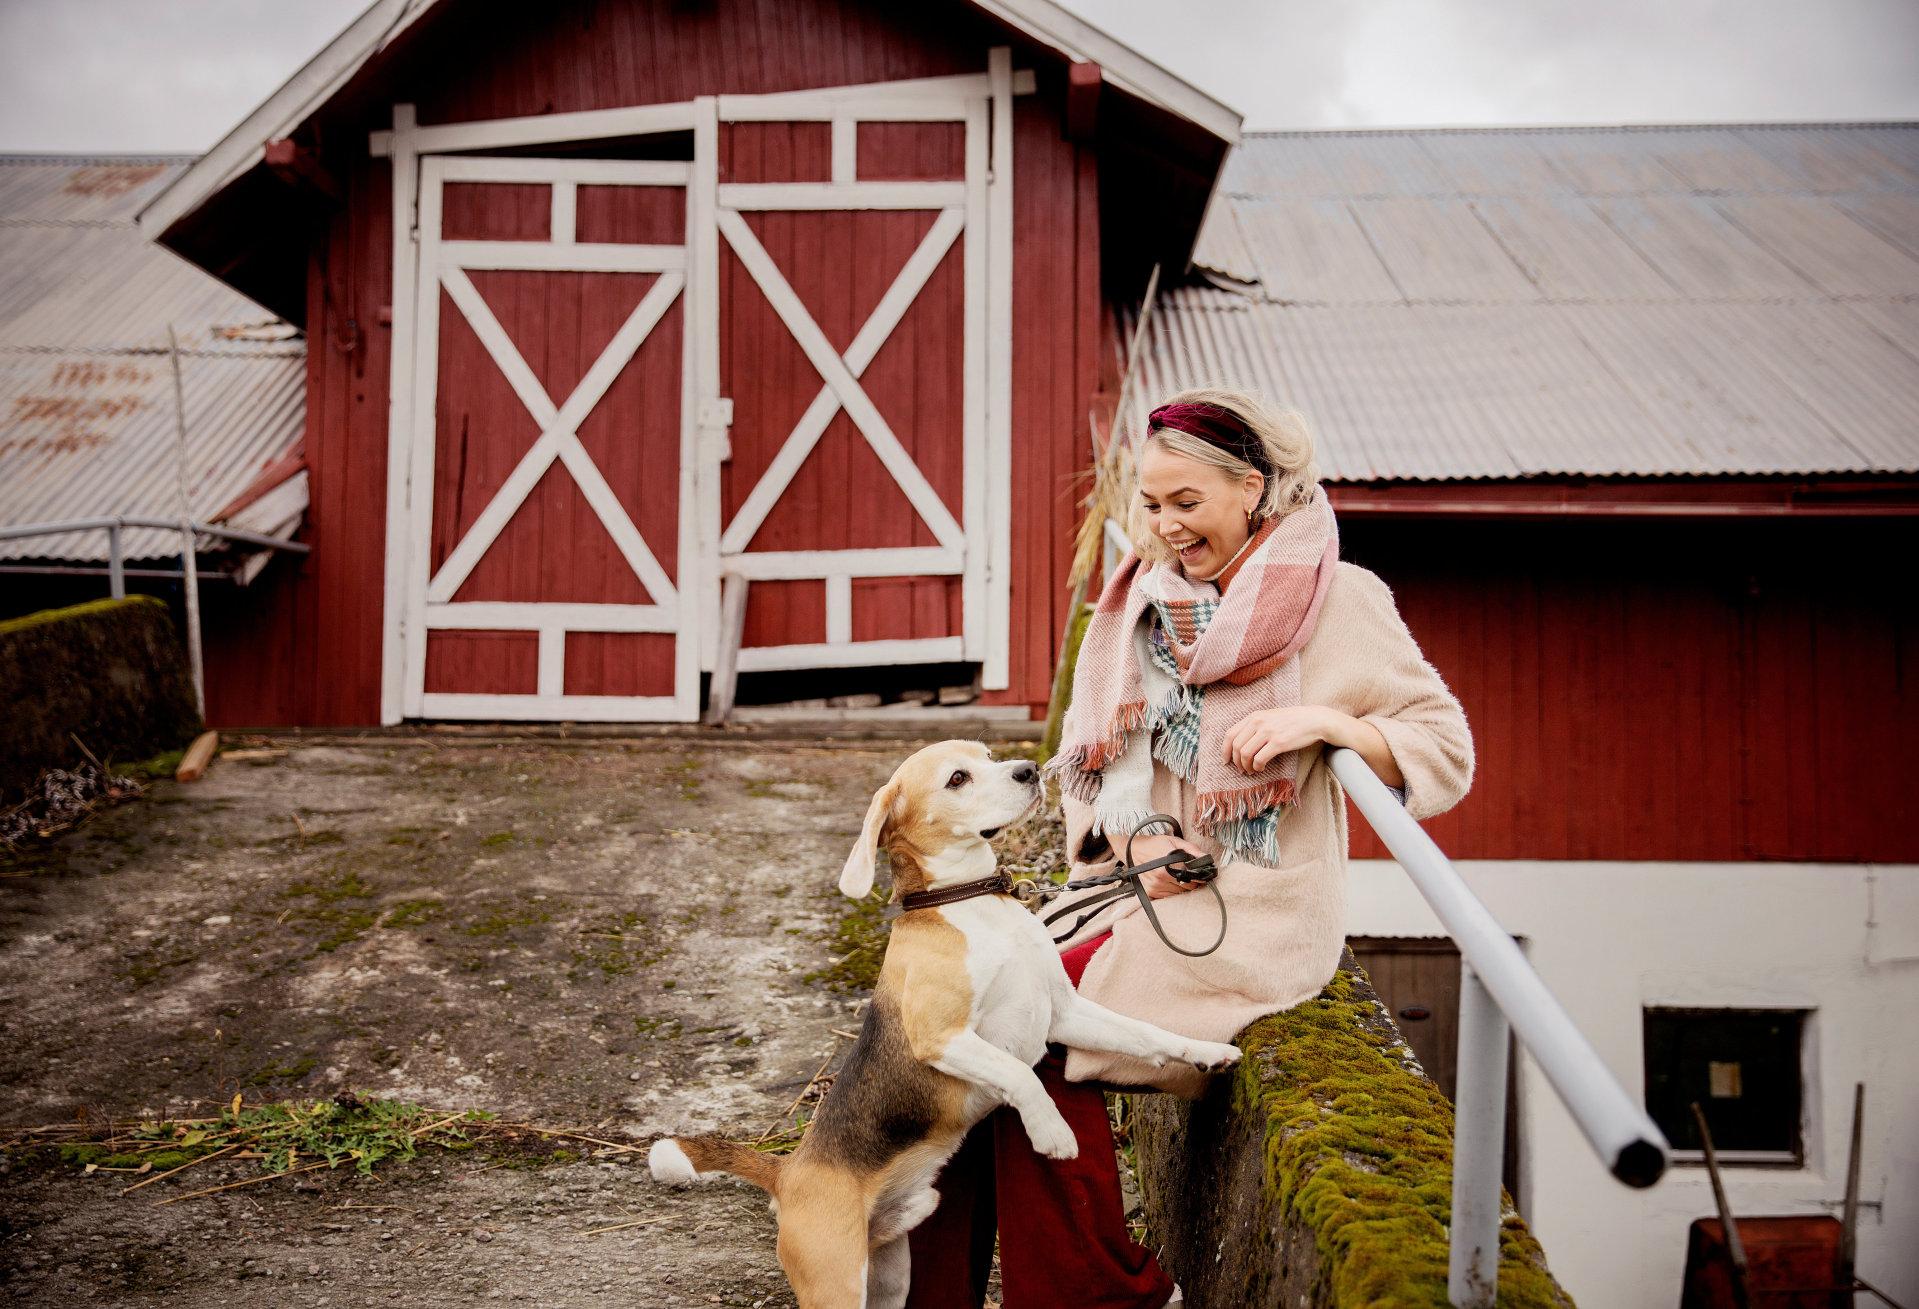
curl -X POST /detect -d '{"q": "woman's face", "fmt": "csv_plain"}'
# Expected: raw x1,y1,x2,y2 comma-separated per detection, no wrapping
1137,443,1263,578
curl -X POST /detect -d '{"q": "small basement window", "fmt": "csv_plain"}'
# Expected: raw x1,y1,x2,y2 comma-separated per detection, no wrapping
1643,1008,1808,1167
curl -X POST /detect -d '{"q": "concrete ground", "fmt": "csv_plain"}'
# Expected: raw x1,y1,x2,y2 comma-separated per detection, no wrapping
0,729,1049,1307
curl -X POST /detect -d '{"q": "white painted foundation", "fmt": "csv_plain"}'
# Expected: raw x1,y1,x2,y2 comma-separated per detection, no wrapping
1347,859,1919,1309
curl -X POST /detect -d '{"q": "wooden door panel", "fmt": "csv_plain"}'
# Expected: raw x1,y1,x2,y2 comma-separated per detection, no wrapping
699,85,996,676
400,156,699,721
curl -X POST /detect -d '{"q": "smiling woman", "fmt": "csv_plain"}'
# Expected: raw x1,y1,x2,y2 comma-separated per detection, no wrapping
904,386,1476,1309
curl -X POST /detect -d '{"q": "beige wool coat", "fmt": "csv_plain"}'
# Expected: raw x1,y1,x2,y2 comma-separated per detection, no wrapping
1055,560,1475,1096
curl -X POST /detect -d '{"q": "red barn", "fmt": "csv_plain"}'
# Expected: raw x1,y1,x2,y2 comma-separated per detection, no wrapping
139,0,1238,726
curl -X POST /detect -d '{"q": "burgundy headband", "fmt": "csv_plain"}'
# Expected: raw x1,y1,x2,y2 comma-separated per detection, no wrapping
1146,402,1269,477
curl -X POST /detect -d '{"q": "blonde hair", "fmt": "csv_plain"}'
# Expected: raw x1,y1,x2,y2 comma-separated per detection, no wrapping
1126,386,1320,562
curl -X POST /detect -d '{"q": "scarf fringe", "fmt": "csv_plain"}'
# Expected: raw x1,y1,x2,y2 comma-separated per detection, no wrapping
1044,698,1149,804
1195,778,1296,828
1209,815,1283,867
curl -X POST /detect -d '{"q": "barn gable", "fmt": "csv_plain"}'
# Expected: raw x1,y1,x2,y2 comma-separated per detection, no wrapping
141,0,1238,322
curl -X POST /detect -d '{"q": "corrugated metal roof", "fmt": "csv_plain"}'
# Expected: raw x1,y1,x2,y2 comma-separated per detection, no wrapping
1152,124,1919,482
0,155,305,560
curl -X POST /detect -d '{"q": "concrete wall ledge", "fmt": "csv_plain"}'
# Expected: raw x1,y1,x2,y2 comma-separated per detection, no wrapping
1134,949,1573,1308
0,596,200,803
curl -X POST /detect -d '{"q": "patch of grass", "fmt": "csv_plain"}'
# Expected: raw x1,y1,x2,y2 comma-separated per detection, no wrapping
384,898,444,929
124,939,200,988
280,868,380,953
567,911,663,979
111,748,187,783
804,881,891,993
664,759,701,800
460,894,556,939
16,1096,495,1182
633,1015,682,1040
244,1054,320,1087
480,830,516,848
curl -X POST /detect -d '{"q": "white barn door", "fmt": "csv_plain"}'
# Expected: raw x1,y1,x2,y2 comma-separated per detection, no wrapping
393,155,701,721
689,58,1018,686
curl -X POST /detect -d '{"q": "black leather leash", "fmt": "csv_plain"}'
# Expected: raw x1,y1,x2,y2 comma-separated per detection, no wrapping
1019,814,1228,959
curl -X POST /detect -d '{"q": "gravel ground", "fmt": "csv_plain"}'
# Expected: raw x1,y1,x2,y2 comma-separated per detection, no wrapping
0,731,1040,1307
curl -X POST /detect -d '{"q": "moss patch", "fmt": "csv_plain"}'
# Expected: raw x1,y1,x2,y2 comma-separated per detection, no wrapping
1222,966,1569,1307
279,869,381,954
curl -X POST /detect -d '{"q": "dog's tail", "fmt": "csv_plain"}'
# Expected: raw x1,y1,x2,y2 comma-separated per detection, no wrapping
648,1135,782,1195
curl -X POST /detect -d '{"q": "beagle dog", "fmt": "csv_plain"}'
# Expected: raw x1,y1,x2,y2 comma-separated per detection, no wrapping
650,740,1239,1309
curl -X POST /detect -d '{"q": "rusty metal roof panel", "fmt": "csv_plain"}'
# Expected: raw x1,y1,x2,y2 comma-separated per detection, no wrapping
0,156,305,561
0,351,307,561
1165,124,1919,480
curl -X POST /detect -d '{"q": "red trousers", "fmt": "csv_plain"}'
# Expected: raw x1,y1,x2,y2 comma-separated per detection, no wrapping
902,936,1176,1309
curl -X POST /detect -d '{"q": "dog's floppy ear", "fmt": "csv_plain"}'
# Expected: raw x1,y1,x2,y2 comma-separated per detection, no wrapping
840,780,900,899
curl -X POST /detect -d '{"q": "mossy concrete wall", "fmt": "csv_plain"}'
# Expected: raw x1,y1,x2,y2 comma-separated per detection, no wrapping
0,597,200,802
1133,949,1572,1308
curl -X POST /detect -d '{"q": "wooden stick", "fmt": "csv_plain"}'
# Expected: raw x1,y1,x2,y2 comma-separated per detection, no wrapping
175,731,220,783
585,1216,667,1237
154,1158,331,1206
756,1047,839,1145
122,1143,240,1194
68,734,107,773
516,1127,645,1154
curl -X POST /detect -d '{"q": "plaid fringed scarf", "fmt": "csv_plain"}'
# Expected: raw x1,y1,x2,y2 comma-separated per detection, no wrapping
1049,490,1340,865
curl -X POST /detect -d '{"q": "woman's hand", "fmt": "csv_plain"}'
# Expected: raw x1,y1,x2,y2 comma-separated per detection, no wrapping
1223,705,1406,787
1124,833,1209,898
1223,705,1345,773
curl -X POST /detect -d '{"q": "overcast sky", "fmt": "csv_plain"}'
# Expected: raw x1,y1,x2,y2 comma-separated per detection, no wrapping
1,0,1915,153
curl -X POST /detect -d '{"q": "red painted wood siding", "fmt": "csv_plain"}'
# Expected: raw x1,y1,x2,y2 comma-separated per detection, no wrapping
1342,517,1919,863
262,0,1096,725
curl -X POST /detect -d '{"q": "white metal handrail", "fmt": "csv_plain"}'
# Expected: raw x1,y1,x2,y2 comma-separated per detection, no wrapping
1327,745,1670,1307
0,515,310,717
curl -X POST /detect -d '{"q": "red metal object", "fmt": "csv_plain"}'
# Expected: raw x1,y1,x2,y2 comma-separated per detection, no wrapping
1681,1217,1847,1309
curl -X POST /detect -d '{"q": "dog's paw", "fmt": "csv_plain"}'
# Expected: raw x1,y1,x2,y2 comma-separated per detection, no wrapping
1024,1114,1081,1161
1186,1041,1241,1072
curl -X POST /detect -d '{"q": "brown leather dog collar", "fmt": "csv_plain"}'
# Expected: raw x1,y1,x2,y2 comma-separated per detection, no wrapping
898,872,1013,913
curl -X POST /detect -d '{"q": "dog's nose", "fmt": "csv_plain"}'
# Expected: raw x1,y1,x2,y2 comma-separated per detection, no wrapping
1011,761,1038,785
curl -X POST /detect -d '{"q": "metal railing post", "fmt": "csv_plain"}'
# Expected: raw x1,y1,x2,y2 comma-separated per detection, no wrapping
1449,962,1510,1308
107,523,125,599
178,519,205,719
